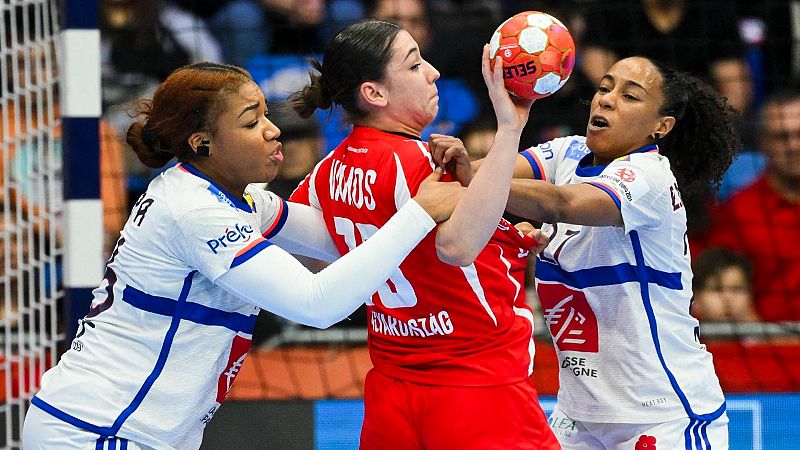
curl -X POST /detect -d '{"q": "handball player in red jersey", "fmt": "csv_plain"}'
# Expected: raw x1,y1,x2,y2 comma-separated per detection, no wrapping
289,19,559,450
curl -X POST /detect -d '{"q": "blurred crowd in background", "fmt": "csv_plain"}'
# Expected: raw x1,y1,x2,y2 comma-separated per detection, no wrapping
57,0,800,334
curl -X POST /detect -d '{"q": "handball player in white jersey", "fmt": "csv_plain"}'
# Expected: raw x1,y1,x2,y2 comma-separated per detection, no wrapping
22,62,464,449
436,56,740,449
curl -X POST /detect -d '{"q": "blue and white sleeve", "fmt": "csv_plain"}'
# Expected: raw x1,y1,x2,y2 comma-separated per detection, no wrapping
589,158,667,233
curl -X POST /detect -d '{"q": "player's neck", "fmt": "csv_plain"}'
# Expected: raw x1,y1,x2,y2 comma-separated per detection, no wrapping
356,116,422,140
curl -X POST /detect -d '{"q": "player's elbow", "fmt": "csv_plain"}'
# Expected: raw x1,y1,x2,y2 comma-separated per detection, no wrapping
435,240,478,267
292,308,339,329
303,317,337,329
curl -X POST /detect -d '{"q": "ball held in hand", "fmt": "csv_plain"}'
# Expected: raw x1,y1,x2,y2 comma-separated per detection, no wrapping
489,11,576,100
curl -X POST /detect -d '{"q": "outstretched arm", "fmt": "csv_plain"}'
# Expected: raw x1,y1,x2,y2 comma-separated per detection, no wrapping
217,200,433,328
507,179,622,227
216,170,464,328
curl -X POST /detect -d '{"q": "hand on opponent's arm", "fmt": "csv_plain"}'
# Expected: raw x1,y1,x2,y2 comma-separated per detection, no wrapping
513,221,550,255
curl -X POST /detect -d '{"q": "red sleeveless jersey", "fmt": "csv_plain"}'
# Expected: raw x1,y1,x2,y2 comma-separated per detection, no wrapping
290,126,536,386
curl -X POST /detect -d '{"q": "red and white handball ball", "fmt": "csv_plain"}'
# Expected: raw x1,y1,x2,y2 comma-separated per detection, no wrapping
489,11,576,100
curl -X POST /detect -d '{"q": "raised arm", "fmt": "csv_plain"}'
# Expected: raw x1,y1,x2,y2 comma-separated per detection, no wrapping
432,45,534,266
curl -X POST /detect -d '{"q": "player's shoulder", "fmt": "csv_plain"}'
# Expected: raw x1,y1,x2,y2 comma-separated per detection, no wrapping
156,164,250,218
526,135,589,160
609,149,674,185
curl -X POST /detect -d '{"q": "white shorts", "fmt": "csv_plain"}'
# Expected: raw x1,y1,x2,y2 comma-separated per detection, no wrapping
23,404,156,450
548,403,729,450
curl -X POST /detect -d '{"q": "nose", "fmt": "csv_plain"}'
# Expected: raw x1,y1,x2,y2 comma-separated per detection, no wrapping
426,60,440,83
265,119,281,141
598,91,615,110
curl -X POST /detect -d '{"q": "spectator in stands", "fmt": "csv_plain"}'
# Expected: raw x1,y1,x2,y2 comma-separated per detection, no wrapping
171,0,268,66
708,89,800,322
735,1,800,97
580,0,752,115
100,0,223,109
692,247,759,323
261,0,326,53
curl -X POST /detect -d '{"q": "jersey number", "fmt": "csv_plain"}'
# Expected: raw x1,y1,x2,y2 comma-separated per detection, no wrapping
333,216,418,308
540,223,580,266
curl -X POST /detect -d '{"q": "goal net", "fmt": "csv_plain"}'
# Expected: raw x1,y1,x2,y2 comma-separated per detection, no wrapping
1,1,63,448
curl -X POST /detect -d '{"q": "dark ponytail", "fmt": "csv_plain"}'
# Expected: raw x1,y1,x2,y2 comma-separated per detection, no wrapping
125,117,175,168
291,59,333,119
291,19,400,122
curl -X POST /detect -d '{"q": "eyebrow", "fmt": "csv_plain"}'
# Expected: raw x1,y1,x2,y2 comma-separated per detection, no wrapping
601,74,648,93
403,47,419,62
238,102,260,118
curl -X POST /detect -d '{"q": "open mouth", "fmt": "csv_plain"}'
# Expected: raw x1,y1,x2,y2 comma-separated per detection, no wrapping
590,116,609,128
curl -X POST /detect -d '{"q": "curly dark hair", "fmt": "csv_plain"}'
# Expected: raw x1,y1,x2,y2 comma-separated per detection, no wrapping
649,59,741,197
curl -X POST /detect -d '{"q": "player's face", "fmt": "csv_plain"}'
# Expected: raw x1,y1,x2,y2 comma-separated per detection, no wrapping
211,81,283,189
761,98,800,183
380,30,440,135
586,57,667,164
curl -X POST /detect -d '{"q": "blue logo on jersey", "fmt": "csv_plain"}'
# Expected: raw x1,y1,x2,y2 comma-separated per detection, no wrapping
207,185,234,208
565,140,590,161
207,223,255,253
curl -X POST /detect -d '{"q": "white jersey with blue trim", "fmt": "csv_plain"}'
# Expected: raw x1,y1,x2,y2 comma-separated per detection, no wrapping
33,163,289,449
521,136,725,423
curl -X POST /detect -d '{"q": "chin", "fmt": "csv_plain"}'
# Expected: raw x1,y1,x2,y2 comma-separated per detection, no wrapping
584,134,601,152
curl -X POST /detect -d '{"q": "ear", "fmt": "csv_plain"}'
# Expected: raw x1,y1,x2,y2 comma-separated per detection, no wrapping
654,116,676,139
187,132,208,153
359,81,388,109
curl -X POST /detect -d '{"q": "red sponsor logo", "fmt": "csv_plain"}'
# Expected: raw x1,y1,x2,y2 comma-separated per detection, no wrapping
615,167,636,182
537,284,598,352
635,435,657,449
216,335,252,403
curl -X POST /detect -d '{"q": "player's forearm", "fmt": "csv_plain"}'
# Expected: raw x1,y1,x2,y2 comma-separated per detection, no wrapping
435,128,521,265
506,178,565,223
217,200,434,328
507,180,623,227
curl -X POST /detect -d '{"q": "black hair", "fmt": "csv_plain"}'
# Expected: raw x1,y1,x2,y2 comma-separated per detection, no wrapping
648,58,741,197
693,247,753,291
291,19,401,121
